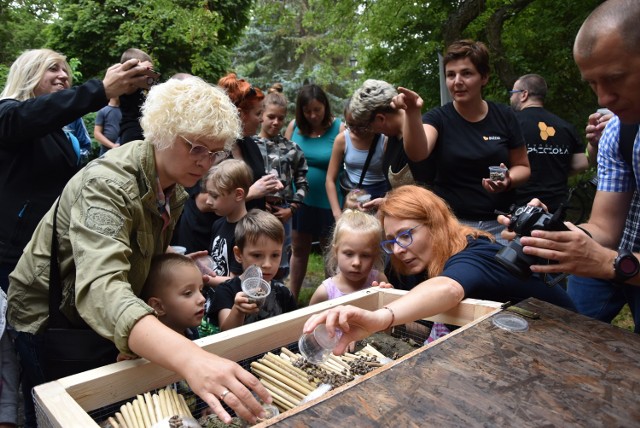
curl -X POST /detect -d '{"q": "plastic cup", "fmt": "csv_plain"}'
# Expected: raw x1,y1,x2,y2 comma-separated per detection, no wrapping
171,245,187,255
298,324,342,365
241,277,271,308
194,255,216,276
488,165,507,181
356,192,372,204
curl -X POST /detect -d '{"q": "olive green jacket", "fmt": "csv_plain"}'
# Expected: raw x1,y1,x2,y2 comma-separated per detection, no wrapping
8,140,187,355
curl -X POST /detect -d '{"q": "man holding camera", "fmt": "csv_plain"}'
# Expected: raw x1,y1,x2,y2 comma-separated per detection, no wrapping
499,0,640,331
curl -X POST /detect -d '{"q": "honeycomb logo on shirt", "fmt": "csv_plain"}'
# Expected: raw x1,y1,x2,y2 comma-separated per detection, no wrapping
538,121,556,141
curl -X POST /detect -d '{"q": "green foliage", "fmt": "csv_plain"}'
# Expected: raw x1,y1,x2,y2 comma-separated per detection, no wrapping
238,0,604,134
45,0,252,82
232,0,361,117
0,0,53,87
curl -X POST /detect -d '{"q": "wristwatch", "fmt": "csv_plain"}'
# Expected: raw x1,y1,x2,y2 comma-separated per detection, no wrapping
613,249,640,283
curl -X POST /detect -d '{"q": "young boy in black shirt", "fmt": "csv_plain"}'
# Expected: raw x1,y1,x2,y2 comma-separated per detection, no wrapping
210,209,297,331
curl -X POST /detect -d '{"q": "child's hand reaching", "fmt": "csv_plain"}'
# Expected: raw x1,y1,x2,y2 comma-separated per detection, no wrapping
372,281,394,289
234,292,260,315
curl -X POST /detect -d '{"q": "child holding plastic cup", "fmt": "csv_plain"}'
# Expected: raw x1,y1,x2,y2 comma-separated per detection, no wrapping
309,209,389,306
210,209,297,331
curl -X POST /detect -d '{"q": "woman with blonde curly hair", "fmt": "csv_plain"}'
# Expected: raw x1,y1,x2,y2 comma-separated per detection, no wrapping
8,77,271,426
303,185,575,354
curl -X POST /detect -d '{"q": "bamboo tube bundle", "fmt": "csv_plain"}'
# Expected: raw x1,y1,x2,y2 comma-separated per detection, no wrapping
105,386,195,428
249,345,392,413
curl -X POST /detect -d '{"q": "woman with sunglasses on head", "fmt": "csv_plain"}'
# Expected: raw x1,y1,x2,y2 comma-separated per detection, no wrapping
284,84,344,300
393,40,530,244
303,185,575,352
325,97,389,219
7,77,271,427
218,73,283,211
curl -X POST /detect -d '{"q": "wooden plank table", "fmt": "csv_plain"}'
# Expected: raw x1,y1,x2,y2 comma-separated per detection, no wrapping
265,298,640,427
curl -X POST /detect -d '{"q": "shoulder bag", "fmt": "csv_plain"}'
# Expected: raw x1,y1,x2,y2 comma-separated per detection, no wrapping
41,199,119,381
339,133,380,197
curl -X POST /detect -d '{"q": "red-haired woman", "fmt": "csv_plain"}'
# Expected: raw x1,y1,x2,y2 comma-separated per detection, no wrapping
303,185,575,352
218,73,283,210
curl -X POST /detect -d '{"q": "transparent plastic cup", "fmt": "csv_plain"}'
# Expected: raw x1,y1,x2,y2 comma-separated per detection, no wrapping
488,165,507,181
171,245,187,255
298,324,342,365
193,255,216,276
241,277,271,308
356,192,372,204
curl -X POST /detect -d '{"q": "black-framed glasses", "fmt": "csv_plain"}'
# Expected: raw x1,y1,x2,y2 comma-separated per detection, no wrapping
181,136,229,164
380,224,422,255
508,89,525,95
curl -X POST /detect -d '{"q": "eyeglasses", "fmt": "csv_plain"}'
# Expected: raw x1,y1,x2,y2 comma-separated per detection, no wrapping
380,224,422,255
181,136,229,164
508,89,525,95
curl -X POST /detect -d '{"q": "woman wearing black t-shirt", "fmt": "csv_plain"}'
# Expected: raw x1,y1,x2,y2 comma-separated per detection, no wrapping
396,40,530,243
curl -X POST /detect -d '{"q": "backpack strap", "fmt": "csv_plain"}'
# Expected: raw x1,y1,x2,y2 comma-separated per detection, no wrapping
619,123,639,167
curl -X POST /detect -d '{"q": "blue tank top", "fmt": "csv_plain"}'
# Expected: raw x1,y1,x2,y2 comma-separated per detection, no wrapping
344,130,386,185
291,119,342,209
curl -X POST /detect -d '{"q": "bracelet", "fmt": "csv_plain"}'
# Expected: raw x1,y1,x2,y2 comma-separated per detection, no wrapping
289,204,298,215
382,306,395,331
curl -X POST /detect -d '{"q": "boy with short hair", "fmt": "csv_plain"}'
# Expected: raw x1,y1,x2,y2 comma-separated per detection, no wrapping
142,253,206,339
210,209,297,331
205,159,254,286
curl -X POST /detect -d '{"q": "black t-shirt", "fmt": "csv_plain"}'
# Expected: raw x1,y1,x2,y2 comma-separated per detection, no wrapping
514,107,585,212
209,277,298,326
118,89,145,144
234,137,267,211
444,236,575,310
171,183,220,253
422,101,525,220
209,217,243,276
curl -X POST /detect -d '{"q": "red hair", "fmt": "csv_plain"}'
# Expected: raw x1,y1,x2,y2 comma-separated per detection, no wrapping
217,73,264,113
378,185,493,278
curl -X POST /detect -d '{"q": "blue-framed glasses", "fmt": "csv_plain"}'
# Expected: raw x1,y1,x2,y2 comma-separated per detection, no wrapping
508,89,525,95
380,224,422,255
181,136,229,165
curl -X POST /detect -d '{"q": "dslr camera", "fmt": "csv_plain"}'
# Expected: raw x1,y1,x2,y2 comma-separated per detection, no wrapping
495,204,568,278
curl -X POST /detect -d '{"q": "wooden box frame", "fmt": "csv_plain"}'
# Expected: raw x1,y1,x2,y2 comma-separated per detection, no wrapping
34,288,501,427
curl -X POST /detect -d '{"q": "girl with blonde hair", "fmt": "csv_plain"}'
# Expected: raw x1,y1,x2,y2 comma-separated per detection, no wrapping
309,209,388,305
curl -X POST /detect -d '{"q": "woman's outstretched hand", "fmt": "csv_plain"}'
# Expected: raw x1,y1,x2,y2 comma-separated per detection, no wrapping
303,305,391,355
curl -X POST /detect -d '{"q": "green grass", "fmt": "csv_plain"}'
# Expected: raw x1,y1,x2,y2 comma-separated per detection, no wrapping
613,304,635,331
297,251,325,308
